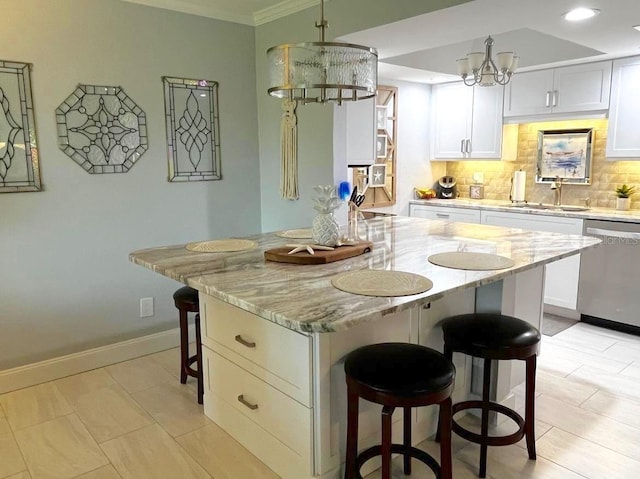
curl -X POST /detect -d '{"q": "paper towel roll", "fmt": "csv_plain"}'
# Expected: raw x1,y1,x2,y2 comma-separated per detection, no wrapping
512,171,526,202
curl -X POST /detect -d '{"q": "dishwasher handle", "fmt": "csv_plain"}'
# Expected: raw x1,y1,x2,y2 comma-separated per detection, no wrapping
586,227,640,240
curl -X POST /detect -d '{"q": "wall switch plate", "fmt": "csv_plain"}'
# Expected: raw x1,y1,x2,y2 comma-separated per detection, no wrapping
140,297,154,317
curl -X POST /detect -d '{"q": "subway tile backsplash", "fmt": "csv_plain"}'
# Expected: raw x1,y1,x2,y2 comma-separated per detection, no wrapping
441,119,640,209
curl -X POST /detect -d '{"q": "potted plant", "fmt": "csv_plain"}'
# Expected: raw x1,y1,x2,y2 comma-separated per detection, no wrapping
615,184,636,211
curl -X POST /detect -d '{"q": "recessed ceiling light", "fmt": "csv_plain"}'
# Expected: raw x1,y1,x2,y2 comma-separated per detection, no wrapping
563,7,600,22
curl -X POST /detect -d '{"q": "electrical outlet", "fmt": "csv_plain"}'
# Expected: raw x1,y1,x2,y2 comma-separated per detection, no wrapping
140,297,154,318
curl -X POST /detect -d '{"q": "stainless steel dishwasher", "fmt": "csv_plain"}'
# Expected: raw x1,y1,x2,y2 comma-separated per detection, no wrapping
578,219,640,332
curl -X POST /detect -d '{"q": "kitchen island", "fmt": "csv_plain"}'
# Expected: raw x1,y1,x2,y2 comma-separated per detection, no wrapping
130,216,599,479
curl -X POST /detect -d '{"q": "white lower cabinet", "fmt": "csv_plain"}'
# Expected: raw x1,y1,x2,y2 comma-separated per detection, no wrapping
409,204,481,223
480,211,583,310
409,204,583,311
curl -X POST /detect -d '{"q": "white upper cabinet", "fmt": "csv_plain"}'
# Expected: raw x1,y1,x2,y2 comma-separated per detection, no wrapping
333,97,376,166
606,56,640,159
431,81,504,160
504,61,612,117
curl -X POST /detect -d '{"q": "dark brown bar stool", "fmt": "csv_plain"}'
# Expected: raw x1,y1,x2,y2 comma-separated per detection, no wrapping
173,286,203,404
439,313,541,478
344,343,455,479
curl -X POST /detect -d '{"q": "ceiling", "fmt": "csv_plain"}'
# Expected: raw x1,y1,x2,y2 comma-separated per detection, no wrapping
120,0,640,83
341,0,640,83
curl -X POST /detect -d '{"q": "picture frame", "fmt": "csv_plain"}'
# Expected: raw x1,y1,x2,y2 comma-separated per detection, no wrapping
369,164,386,188
376,105,387,130
536,128,593,184
163,77,222,182
376,134,387,158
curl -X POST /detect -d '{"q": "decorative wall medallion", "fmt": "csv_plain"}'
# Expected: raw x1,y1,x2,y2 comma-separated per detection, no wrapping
56,85,148,174
0,60,41,193
163,77,221,182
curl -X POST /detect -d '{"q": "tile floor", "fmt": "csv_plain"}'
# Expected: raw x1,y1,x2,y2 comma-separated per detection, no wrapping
1,321,640,478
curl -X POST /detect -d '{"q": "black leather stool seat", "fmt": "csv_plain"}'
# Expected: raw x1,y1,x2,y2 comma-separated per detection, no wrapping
439,313,541,478
344,343,455,479
442,313,541,360
173,286,203,404
345,343,455,398
173,286,199,311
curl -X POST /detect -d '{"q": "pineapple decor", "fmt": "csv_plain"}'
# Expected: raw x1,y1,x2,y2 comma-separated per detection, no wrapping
312,185,341,246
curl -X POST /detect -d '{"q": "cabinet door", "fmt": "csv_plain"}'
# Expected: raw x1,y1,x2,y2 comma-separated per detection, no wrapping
504,69,554,117
431,82,470,159
606,56,640,158
552,61,611,113
469,85,504,158
333,97,375,166
480,211,583,310
410,204,481,223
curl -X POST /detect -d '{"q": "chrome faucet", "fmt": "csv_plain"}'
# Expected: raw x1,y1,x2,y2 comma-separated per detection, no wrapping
551,176,564,206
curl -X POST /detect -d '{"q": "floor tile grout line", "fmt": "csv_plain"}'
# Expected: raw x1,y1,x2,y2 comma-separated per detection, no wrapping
172,428,215,479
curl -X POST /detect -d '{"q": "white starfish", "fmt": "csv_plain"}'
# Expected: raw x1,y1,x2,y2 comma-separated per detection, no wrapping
286,243,335,255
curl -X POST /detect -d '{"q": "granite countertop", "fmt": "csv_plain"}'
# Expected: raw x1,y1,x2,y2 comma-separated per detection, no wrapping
409,198,640,223
130,216,600,334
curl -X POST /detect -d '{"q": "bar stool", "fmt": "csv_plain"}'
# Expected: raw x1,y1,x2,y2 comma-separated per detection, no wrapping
173,286,203,404
344,343,455,479
439,313,541,478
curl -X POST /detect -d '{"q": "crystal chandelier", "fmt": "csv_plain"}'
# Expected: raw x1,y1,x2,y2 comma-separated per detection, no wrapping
457,36,519,87
267,0,378,104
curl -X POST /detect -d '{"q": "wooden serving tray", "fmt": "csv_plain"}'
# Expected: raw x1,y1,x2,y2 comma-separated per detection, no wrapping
264,241,373,264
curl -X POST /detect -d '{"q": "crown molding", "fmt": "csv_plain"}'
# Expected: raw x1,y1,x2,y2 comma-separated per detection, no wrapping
254,0,328,26
120,0,255,25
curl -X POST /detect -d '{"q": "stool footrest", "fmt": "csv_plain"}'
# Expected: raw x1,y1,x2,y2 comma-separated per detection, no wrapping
452,400,525,447
355,444,441,479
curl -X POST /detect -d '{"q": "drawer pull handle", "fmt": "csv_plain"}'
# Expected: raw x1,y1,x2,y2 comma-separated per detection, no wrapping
436,213,450,218
235,335,256,348
238,394,259,410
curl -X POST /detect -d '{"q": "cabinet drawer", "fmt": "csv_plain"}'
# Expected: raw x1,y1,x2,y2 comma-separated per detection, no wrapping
409,205,481,223
200,295,312,406
203,347,313,461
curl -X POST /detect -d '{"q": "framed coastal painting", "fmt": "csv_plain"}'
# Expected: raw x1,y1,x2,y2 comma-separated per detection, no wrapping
536,128,593,184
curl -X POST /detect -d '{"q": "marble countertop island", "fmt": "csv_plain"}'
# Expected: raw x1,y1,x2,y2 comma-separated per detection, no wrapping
130,216,600,334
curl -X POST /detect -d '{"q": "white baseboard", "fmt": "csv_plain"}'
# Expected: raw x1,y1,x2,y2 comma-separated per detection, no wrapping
0,325,194,394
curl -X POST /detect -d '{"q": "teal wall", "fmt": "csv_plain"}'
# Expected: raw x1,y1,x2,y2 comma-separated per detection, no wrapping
0,0,260,368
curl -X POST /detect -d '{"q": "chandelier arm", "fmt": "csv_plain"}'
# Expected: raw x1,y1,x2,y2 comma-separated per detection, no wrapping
462,75,479,87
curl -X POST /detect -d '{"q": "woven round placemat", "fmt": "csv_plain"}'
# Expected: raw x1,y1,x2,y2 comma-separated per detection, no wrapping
331,270,433,297
275,228,313,239
186,239,257,253
428,252,515,270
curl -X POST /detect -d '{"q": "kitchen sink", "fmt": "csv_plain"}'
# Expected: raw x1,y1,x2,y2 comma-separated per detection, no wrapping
502,203,590,212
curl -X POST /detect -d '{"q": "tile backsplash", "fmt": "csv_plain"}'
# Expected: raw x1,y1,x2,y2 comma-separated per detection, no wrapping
441,119,640,209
